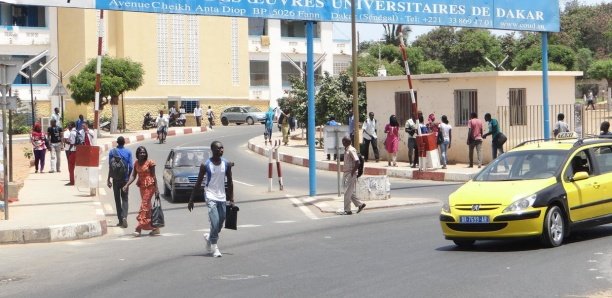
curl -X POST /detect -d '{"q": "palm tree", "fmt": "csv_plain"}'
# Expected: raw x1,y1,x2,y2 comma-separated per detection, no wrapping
382,24,411,45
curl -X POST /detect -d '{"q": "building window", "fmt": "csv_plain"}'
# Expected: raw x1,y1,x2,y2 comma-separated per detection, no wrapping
157,15,200,85
0,4,46,27
13,55,48,85
394,92,418,126
281,20,319,38
509,88,527,126
454,89,478,126
231,18,240,86
333,62,349,75
282,61,302,87
248,18,267,36
181,100,198,113
250,61,269,87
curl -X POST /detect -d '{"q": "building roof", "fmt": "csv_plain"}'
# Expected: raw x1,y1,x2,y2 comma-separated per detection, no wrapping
358,71,583,83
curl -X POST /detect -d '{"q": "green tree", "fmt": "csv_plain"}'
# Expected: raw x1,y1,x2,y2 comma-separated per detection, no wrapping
512,45,576,70
575,48,594,76
315,72,350,126
588,59,612,89
553,1,611,58
67,56,144,133
526,62,567,71
449,29,504,72
413,27,456,70
420,60,447,74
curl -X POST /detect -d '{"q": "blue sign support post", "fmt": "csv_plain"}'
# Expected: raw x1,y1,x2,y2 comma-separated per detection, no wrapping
542,32,551,140
306,21,316,196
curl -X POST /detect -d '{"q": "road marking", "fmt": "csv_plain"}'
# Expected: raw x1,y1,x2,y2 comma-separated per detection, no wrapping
99,188,107,196
237,224,261,228
274,220,296,224
287,195,319,220
159,233,184,237
96,209,105,216
194,229,211,232
65,241,93,246
234,180,254,186
104,203,114,213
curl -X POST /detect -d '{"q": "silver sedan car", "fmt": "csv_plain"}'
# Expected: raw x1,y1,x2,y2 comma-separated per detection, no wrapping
220,106,266,126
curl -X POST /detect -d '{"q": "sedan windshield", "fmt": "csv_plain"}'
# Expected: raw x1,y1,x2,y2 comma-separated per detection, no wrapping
473,150,568,181
244,107,261,112
174,150,210,167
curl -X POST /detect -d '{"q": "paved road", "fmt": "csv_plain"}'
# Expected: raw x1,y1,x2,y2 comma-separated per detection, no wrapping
2,125,611,297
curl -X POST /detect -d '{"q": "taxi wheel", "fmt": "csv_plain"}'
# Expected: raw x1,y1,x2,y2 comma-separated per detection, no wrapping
541,206,565,247
453,239,475,247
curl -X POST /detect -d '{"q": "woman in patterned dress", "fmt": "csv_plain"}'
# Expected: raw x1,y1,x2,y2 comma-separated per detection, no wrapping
384,115,400,167
123,146,161,236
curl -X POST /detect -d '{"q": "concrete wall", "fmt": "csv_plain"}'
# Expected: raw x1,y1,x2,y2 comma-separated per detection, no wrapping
362,71,582,164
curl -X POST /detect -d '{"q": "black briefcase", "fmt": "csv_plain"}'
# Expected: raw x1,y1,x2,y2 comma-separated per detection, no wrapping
225,204,239,230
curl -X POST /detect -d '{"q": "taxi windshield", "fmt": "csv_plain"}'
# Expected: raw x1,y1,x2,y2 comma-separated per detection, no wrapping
474,150,568,181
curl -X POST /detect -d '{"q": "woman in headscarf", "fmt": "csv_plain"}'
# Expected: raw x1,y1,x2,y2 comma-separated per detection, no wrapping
264,107,275,145
384,115,400,167
30,122,47,173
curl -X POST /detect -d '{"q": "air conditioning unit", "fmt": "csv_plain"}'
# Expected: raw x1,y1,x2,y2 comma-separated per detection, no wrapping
260,35,270,47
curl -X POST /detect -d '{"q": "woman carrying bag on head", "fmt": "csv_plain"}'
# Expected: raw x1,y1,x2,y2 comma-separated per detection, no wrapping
123,146,161,237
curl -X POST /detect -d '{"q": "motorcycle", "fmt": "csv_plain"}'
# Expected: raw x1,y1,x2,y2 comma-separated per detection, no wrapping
169,113,185,127
142,113,156,130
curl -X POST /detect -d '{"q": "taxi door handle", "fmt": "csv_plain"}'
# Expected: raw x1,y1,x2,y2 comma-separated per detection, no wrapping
592,182,600,189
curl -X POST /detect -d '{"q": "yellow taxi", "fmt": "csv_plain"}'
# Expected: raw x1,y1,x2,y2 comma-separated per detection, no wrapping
440,137,612,248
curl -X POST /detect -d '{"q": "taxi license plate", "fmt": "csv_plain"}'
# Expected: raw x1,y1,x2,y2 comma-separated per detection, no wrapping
459,216,489,223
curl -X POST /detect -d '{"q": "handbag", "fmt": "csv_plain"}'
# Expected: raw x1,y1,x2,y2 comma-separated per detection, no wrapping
224,204,239,230
495,133,508,147
151,194,165,228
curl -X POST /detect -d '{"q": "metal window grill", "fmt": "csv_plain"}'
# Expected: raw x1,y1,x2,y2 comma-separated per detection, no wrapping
454,89,478,127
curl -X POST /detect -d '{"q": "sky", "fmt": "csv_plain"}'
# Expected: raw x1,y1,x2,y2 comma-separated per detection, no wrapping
333,0,607,43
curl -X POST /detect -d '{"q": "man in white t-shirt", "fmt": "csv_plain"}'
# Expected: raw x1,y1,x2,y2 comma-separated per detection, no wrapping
193,104,203,127
188,141,234,257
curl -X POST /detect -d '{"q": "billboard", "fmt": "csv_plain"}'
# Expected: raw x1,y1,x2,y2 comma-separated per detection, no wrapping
1,0,561,32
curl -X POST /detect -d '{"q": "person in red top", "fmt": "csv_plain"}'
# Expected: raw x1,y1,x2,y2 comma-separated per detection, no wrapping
467,112,484,168
30,122,47,173
123,146,161,237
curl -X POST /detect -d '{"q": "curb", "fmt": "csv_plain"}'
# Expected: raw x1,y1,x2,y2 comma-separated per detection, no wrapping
1,126,208,245
300,196,440,214
247,140,475,182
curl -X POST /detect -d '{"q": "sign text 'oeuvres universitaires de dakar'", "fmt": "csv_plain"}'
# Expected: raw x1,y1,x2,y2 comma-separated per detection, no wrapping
3,0,561,32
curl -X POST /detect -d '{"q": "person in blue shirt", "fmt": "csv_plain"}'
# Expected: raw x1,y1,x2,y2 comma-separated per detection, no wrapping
106,136,134,228
75,114,85,131
264,107,275,145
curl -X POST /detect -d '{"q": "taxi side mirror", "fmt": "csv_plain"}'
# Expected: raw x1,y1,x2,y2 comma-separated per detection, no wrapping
570,171,589,182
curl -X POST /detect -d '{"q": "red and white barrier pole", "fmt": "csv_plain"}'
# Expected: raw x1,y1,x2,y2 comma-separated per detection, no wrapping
274,140,283,190
268,142,273,192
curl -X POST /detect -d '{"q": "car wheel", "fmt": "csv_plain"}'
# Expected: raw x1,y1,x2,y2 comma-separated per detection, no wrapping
453,239,475,248
246,117,254,125
541,205,565,248
221,117,229,126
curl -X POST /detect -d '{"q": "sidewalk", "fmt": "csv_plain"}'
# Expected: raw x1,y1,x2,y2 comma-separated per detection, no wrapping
247,131,482,214
0,126,208,244
247,130,482,182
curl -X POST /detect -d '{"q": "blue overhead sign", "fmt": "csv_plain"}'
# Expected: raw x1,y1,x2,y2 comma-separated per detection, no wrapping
4,0,561,32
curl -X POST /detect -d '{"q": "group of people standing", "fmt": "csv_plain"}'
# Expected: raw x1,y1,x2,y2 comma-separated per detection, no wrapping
191,104,215,129
30,108,95,186
359,111,518,170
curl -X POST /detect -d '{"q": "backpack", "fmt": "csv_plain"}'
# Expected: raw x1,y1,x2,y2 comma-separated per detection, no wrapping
110,149,128,181
357,153,365,178
74,131,84,145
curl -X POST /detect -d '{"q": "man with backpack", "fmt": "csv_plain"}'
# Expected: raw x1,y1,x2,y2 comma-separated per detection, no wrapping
107,136,133,228
46,119,63,173
337,136,366,215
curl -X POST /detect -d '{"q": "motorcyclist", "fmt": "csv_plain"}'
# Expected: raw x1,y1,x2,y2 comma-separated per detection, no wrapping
156,110,169,143
143,112,155,129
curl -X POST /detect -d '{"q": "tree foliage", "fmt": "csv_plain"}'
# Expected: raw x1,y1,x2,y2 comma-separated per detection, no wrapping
67,56,144,106
588,59,612,88
512,45,576,71
420,60,447,74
